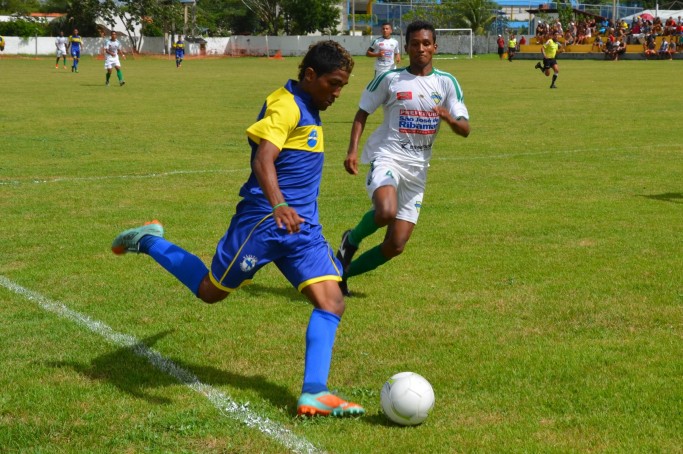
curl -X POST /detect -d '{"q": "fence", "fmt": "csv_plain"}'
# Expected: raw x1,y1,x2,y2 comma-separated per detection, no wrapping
0,34,500,58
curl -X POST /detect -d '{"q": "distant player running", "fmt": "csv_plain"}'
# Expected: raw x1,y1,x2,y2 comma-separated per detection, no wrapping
55,31,68,69
535,31,562,89
68,29,82,73
367,22,401,76
0,35,5,52
172,37,185,68
104,31,125,87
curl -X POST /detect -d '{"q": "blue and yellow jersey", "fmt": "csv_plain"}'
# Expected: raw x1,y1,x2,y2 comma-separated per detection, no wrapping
0,36,5,51
69,35,82,51
240,79,324,224
173,41,184,56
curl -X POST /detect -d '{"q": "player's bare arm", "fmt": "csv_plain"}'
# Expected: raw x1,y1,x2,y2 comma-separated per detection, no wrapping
252,138,304,233
345,109,369,175
433,106,470,138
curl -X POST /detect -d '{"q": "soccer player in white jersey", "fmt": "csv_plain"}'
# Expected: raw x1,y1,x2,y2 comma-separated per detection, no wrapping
55,31,68,69
104,31,126,87
367,22,401,76
336,20,471,296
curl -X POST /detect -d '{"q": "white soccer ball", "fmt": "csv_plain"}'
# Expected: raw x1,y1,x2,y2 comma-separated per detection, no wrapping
380,371,435,426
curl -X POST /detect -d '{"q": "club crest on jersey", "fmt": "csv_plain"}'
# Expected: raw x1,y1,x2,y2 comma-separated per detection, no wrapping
240,254,258,272
307,130,318,148
430,92,443,105
397,92,412,100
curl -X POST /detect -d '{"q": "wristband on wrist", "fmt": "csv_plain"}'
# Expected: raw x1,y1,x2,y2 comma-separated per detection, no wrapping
272,202,288,212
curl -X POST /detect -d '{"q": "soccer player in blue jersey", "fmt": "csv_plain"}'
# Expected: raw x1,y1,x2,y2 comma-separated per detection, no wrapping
172,36,184,68
336,20,471,296
111,41,364,417
68,29,83,73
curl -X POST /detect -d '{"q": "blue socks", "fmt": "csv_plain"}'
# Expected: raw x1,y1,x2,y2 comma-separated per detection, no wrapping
139,236,208,296
302,308,341,394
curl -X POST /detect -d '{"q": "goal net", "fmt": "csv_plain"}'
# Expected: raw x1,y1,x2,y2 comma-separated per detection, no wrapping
434,29,473,59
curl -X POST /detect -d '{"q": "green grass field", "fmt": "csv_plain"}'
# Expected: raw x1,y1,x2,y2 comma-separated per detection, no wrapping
1,53,682,453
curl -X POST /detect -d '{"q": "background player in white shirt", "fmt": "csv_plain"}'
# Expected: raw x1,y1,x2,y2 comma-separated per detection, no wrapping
55,31,68,69
366,22,401,76
104,31,126,86
337,20,470,296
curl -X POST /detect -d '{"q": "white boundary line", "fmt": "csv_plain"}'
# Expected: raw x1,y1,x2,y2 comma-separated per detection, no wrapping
0,275,322,454
0,168,251,186
2,143,679,186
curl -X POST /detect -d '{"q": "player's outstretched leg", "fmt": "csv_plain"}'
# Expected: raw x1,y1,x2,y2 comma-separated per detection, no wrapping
297,391,365,417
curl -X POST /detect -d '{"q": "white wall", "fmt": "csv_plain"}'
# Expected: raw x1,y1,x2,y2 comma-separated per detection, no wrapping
0,34,495,57
0,36,166,56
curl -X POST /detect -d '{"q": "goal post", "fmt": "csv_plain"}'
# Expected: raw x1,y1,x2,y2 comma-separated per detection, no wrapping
434,29,473,59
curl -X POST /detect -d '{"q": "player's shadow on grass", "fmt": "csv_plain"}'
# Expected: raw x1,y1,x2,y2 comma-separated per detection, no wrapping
240,282,368,300
46,330,296,409
640,192,683,203
241,282,308,302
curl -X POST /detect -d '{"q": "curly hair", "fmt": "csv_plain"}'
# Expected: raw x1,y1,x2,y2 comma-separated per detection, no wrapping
298,40,354,81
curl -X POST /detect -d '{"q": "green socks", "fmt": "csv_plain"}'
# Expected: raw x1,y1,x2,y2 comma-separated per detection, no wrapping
349,210,380,246
116,68,123,82
345,245,389,279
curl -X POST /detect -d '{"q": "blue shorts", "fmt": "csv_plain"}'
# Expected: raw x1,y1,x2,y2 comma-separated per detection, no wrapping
209,200,343,293
71,50,80,58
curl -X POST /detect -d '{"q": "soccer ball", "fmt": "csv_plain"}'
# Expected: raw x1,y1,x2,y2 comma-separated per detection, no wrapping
380,371,435,426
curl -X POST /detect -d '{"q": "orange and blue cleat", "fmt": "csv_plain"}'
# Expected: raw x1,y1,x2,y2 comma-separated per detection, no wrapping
297,391,365,417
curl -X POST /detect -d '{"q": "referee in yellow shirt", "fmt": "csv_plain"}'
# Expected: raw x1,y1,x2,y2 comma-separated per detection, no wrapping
535,31,562,88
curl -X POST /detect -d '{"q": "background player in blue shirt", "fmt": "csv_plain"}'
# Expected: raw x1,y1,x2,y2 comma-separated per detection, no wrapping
111,41,365,417
172,37,184,68
68,29,82,73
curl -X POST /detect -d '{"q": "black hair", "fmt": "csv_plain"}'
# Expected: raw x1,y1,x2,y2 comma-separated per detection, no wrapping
405,20,436,46
298,40,354,81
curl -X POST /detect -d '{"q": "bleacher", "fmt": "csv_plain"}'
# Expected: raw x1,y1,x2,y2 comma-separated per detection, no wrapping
517,35,683,60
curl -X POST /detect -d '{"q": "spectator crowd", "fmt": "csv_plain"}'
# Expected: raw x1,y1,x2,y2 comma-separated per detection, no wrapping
533,14,682,60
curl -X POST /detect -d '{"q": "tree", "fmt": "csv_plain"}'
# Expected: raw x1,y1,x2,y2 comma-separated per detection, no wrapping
281,0,340,35
241,0,340,35
453,0,497,35
59,0,103,36
241,0,282,35
403,0,497,35
0,0,41,15
96,0,181,52
199,0,257,36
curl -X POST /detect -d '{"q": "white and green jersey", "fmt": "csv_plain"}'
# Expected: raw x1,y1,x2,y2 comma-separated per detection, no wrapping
369,36,400,73
55,36,68,52
359,68,469,166
105,39,122,58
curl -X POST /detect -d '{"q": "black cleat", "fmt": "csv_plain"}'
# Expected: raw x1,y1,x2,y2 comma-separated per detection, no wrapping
339,279,351,297
534,62,542,70
336,229,358,273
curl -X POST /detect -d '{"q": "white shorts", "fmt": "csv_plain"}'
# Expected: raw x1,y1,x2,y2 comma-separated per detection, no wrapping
104,56,121,69
365,158,426,224
56,49,67,57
